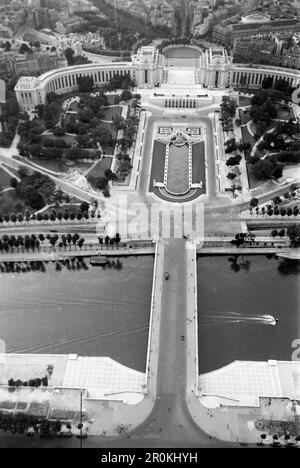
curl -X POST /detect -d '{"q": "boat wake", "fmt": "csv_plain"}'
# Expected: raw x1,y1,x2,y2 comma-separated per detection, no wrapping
199,313,277,326
8,323,149,354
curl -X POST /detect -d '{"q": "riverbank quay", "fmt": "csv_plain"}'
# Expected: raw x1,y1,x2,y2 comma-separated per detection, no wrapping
197,241,291,255
187,242,300,447
0,243,156,263
0,243,163,439
0,243,293,263
198,247,286,255
0,354,151,437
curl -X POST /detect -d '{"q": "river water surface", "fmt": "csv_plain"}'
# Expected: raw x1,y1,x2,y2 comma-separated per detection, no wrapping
197,255,300,374
0,256,154,372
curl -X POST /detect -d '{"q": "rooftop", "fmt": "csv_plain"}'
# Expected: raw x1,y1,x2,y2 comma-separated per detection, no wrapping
0,354,146,403
15,76,38,90
199,360,300,407
63,356,145,399
241,12,271,24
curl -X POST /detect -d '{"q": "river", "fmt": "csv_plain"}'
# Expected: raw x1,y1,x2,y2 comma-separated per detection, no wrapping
0,256,154,372
197,255,300,374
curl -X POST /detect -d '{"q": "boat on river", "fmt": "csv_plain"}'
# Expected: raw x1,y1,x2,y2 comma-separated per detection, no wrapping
90,256,108,266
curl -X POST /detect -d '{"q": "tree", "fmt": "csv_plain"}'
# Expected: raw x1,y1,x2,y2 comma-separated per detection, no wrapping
272,196,281,205
78,238,85,249
78,107,94,123
77,76,94,93
226,155,241,167
250,198,258,208
272,164,283,180
10,178,18,189
53,126,65,137
80,202,89,213
50,236,58,250
261,76,273,89
287,224,300,246
65,47,75,65
274,78,291,94
114,233,121,249
227,172,237,180
252,159,275,181
19,43,32,55
120,90,133,102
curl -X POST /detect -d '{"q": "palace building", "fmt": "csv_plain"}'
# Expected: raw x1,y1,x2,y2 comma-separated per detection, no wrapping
15,45,300,113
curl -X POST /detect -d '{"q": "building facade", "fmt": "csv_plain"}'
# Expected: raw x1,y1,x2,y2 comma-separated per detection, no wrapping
213,18,300,46
15,45,300,113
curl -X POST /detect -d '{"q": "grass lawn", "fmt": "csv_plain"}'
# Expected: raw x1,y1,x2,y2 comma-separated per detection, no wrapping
241,125,255,148
0,167,12,190
2,165,19,179
276,104,294,121
68,101,79,112
192,142,206,193
100,121,117,154
87,157,112,178
239,109,251,126
43,203,81,216
0,189,29,216
247,164,277,191
41,134,76,145
239,96,252,107
250,179,277,197
150,141,166,191
247,164,263,189
106,94,120,106
102,106,122,122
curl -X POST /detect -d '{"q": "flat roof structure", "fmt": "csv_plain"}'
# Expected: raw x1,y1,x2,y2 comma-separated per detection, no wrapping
241,13,271,24
199,360,300,407
63,356,145,399
15,76,39,90
0,354,146,402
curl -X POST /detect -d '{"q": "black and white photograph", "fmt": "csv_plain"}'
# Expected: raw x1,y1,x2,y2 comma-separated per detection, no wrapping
0,0,299,453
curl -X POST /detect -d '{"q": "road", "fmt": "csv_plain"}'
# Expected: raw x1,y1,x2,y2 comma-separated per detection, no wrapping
0,151,97,203
0,239,232,448
124,239,228,447
179,0,189,37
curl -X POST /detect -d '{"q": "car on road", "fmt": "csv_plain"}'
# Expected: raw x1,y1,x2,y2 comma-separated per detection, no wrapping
165,272,169,280
180,335,185,342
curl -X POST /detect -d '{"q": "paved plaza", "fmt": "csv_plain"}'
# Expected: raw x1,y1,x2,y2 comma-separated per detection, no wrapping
199,361,289,406
63,356,145,402
166,68,196,86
